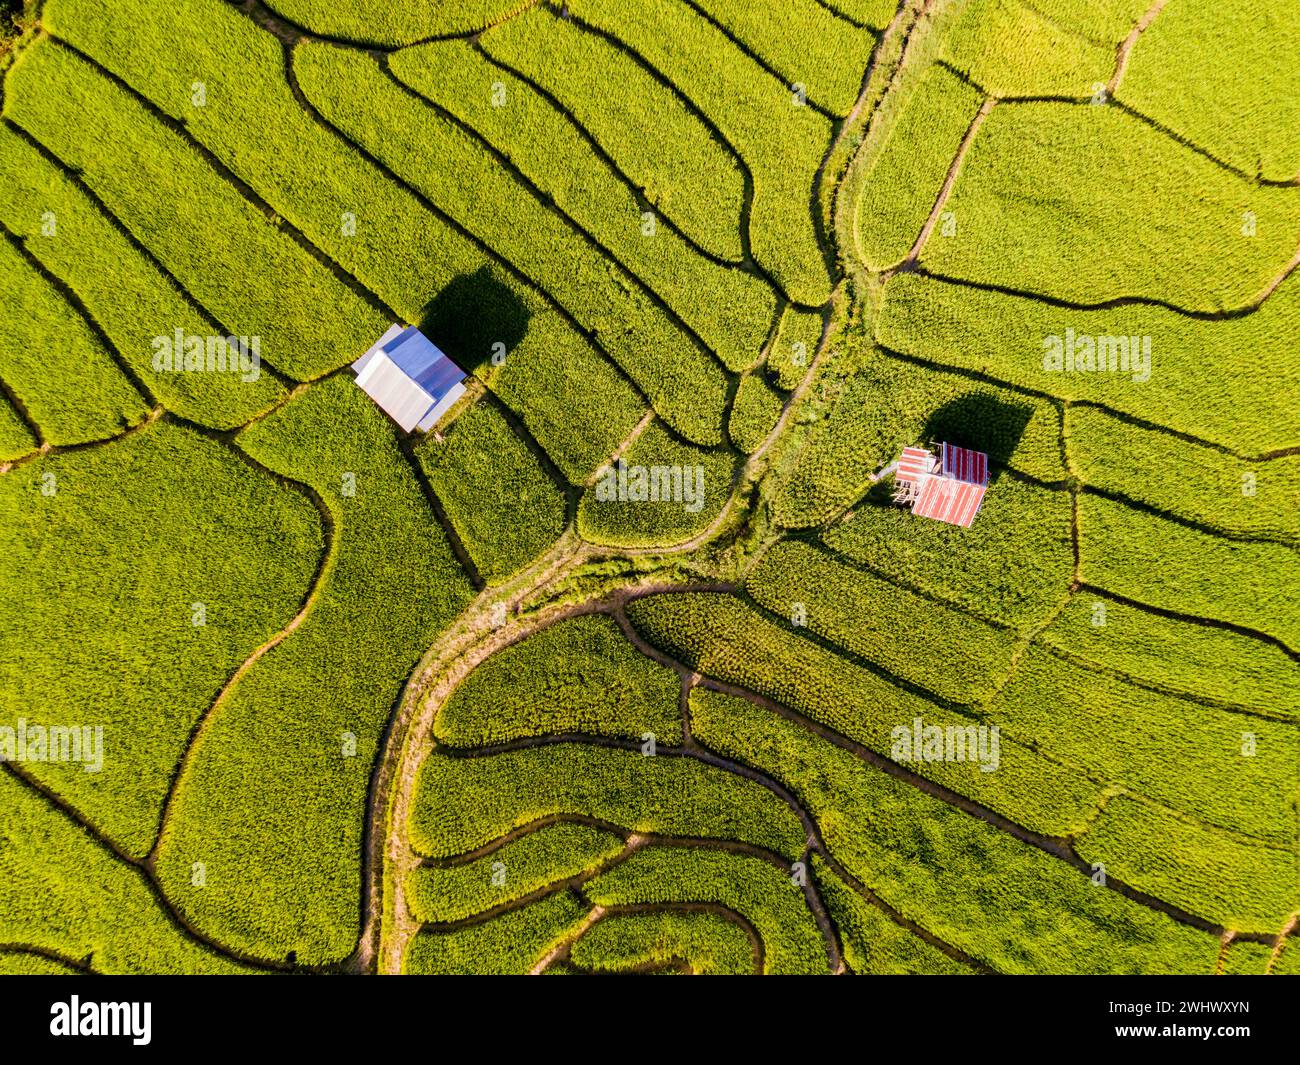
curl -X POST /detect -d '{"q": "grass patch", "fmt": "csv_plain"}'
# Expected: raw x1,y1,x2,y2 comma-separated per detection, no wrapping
1120,0,1300,182
921,101,1300,310
153,378,474,965
1078,493,1300,650
6,33,385,381
0,125,286,428
571,908,756,974
0,232,148,444
630,595,1103,836
415,398,565,584
689,687,1218,974
582,845,830,974
434,613,682,747
853,63,984,269
941,0,1112,98
0,421,320,856
567,0,835,305
877,270,1300,454
389,37,777,372
408,742,806,861
747,540,1018,704
1039,591,1300,720
0,772,255,973
728,372,784,454
404,890,589,974
576,420,736,548
1075,794,1299,933
987,645,1300,843
406,822,625,924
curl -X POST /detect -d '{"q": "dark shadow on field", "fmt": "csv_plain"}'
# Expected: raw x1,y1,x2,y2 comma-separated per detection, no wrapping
922,392,1034,483
418,267,530,375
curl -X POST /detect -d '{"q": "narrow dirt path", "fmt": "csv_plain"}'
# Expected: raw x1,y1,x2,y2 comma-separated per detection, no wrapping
899,97,994,268
1107,0,1170,96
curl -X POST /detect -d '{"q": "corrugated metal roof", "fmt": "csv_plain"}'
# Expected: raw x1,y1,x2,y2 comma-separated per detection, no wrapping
352,324,468,433
896,445,938,484
355,354,435,433
891,441,990,526
940,442,988,486
912,472,986,527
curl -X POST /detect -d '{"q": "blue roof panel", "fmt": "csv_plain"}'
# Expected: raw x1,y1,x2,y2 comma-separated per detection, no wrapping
384,327,467,400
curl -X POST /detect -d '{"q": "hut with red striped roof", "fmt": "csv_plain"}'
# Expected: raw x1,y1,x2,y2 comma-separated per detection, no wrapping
889,442,988,528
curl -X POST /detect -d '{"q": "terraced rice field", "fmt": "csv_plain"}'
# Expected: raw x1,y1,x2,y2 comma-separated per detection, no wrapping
0,0,1296,976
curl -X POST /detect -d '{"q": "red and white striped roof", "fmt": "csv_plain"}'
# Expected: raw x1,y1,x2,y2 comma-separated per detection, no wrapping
940,442,989,486
912,475,986,528
895,445,938,485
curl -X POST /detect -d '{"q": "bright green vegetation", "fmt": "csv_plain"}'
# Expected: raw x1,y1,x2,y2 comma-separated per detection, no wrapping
1078,493,1300,650
0,952,80,974
481,3,746,263
877,271,1300,454
1068,405,1300,543
1039,593,1300,720
1120,0,1300,182
0,234,148,445
0,125,286,428
822,476,1074,631
295,38,728,444
920,101,1300,311
6,34,384,381
852,63,983,269
634,598,1103,837
415,398,565,583
153,379,474,965
406,823,626,923
435,614,682,746
941,0,1112,98
260,0,528,47
50,0,656,475
747,541,1018,704
0,772,255,974
409,742,807,860
48,0,637,457
689,689,1219,974
1075,794,1299,933
687,0,878,117
1219,939,1274,976
570,909,756,974
576,421,735,548
567,0,836,306
988,646,1300,843
0,421,321,856
824,0,897,31
486,308,646,485
404,890,590,975
813,857,975,974
770,347,1064,528
765,304,823,390
48,0,470,336
0,392,35,459
388,37,777,373
582,846,830,975
1273,938,1300,976
1021,0,1149,44
728,373,784,454
6,0,1291,979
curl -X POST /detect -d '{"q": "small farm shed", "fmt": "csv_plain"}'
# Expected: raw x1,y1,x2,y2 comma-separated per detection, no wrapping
351,324,467,433
891,442,988,528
